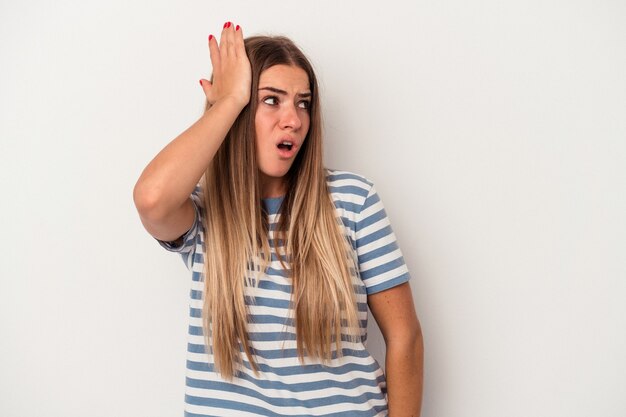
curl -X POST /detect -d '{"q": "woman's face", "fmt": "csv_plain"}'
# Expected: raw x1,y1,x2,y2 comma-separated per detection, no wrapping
255,64,311,198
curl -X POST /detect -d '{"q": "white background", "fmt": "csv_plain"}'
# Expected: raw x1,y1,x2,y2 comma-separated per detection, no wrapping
1,1,625,416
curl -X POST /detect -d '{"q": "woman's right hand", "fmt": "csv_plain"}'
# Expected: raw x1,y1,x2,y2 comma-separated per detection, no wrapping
200,22,251,109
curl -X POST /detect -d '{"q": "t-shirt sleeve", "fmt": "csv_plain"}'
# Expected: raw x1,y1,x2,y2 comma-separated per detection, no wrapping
354,183,411,295
155,184,204,271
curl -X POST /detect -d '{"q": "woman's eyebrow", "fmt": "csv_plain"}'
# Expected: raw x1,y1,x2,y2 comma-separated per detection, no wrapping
259,86,311,97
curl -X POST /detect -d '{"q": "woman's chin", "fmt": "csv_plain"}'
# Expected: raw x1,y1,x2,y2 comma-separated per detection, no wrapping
259,165,292,180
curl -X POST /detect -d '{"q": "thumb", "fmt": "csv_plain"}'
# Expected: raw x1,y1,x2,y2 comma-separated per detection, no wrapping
198,79,216,105
199,79,212,94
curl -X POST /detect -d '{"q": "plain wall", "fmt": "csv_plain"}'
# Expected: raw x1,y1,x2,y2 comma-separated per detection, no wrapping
1,1,625,416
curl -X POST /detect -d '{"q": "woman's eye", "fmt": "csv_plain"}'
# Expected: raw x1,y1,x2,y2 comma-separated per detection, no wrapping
263,96,278,105
298,101,310,110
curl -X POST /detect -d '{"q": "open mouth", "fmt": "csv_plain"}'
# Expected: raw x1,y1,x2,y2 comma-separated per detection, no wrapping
277,141,294,151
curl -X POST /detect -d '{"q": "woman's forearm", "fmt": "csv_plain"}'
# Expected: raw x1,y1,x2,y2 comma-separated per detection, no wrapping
385,333,424,417
133,98,243,220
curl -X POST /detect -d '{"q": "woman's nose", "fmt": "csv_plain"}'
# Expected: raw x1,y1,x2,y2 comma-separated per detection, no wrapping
279,104,302,130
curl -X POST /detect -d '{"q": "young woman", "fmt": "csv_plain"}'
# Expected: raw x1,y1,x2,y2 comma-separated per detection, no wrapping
133,21,423,417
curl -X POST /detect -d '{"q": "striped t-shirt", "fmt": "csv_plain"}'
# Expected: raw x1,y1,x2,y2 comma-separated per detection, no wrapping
157,170,411,416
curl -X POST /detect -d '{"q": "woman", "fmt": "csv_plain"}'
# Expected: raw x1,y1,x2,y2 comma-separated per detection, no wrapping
133,21,423,417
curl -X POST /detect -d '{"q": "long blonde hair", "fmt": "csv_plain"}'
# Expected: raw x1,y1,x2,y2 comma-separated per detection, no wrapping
202,36,360,380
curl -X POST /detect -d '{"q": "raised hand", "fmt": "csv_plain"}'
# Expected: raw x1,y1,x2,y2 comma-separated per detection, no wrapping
199,22,251,110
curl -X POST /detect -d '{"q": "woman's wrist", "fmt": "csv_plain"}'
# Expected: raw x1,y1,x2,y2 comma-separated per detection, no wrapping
207,95,248,117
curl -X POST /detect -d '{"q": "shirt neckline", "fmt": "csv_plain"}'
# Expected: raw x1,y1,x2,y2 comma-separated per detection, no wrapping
262,195,284,215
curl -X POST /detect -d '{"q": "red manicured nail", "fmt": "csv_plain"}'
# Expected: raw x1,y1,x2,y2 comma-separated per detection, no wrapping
227,22,232,28
223,22,228,28
199,80,203,87
208,34,213,41
236,25,240,31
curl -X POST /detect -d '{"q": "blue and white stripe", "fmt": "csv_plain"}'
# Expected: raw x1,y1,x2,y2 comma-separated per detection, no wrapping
158,169,410,416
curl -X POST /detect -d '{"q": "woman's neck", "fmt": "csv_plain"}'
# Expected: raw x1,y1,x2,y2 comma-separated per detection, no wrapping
259,173,287,199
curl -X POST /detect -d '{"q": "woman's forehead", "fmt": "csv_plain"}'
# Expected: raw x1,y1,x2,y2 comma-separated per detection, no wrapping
259,65,310,92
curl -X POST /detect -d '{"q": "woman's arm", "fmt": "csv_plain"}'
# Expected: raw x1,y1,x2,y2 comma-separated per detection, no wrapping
133,22,250,241
133,98,243,242
368,282,424,417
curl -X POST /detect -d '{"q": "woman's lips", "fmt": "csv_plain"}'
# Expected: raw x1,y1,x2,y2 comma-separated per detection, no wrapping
276,141,298,159
276,144,297,159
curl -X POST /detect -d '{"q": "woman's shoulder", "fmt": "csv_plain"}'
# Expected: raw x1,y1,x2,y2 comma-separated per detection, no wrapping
325,168,374,189
324,168,375,205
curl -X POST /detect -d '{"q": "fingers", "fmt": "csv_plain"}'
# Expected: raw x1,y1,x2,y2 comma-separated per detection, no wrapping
220,22,233,58
234,25,245,56
208,34,220,71
219,21,244,58
206,22,245,63
200,22,251,107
